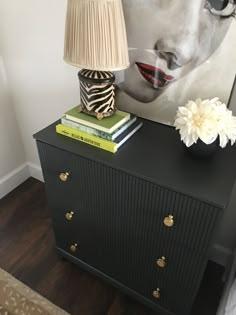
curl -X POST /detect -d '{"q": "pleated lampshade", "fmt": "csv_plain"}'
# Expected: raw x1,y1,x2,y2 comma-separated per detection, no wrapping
64,0,129,71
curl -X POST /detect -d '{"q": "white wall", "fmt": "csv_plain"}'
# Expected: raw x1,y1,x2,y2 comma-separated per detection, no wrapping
0,54,28,197
0,0,236,264
0,0,80,169
0,56,26,178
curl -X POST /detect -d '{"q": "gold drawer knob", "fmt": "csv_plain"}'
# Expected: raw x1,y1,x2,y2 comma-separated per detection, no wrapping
153,288,160,299
156,256,167,268
70,243,77,253
164,215,174,227
59,172,70,182
65,211,74,221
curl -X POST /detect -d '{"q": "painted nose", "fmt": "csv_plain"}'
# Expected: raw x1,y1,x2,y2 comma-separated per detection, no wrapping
155,33,198,69
155,0,201,69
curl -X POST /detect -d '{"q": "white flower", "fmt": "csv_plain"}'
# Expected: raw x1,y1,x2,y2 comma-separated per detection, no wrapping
215,107,236,148
174,98,236,148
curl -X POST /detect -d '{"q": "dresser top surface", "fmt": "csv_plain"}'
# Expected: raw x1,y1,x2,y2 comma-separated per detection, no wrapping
34,118,236,209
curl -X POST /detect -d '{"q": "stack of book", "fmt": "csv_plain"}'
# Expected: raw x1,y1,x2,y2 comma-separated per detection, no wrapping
56,105,143,153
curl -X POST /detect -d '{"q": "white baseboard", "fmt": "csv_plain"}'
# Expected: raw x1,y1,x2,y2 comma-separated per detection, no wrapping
0,163,30,199
0,162,44,199
28,162,44,182
210,244,233,267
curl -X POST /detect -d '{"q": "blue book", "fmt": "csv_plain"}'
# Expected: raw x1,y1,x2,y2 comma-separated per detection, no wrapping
113,119,143,149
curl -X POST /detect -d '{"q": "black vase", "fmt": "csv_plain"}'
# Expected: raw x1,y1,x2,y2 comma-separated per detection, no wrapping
185,139,219,158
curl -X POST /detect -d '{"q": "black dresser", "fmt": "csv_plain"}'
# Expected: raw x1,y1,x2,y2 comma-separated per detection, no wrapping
33,118,236,315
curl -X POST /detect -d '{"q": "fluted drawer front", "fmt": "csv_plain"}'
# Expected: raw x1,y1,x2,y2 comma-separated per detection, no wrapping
125,242,206,315
56,228,204,315
48,206,77,245
37,143,90,211
37,142,221,253
37,142,221,315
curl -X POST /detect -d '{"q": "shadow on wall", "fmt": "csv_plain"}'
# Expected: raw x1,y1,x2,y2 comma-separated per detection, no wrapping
0,56,9,91
0,55,26,179
228,76,236,114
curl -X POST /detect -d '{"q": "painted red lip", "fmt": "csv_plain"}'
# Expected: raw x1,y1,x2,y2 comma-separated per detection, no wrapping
136,62,175,88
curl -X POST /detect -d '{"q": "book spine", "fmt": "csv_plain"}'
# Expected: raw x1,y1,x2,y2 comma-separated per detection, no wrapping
65,110,131,134
112,116,137,140
61,117,113,141
109,113,130,133
56,124,117,153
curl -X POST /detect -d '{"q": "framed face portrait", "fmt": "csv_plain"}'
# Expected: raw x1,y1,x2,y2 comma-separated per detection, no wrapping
116,0,236,126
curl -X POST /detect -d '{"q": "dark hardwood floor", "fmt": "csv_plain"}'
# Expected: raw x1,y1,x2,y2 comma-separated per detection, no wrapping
0,178,224,315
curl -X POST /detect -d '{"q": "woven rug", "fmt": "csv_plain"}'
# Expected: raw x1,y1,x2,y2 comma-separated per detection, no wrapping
0,268,70,315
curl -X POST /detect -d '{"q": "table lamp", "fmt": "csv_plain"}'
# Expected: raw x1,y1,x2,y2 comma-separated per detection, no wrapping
64,0,129,120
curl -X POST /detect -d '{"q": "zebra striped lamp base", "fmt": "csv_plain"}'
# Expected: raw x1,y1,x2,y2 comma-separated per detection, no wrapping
78,69,116,120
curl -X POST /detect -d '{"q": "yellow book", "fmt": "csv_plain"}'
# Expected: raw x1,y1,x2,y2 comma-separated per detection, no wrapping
56,124,118,153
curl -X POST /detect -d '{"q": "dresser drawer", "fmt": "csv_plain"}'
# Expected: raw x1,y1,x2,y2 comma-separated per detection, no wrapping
124,240,206,315
37,142,221,256
48,206,78,246
49,199,210,315
37,143,94,212
56,228,205,315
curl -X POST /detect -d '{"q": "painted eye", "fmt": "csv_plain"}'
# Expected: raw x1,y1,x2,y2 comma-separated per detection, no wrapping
205,0,236,17
207,0,228,10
